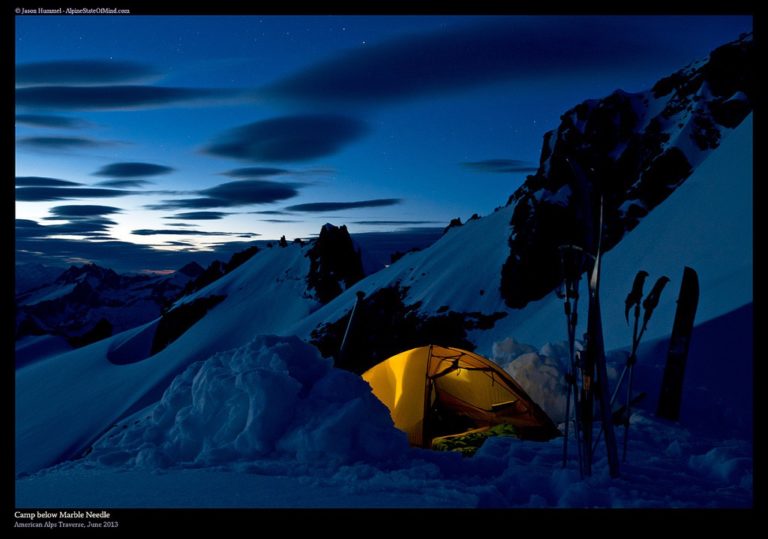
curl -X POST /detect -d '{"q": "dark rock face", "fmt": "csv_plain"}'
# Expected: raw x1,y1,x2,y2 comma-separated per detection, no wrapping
306,224,365,305
68,318,113,348
390,247,421,264
499,34,752,308
180,245,260,297
178,262,204,278
311,285,507,374
150,295,226,356
443,218,463,235
181,261,227,296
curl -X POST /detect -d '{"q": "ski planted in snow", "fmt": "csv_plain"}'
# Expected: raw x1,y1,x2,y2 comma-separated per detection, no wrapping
656,267,699,421
564,157,619,478
579,194,620,478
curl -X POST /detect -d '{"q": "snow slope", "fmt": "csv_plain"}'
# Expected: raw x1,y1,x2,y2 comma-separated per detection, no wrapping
15,244,319,475
15,423,752,508
14,335,73,368
288,113,752,356
476,112,752,353
17,468,476,508
290,205,515,336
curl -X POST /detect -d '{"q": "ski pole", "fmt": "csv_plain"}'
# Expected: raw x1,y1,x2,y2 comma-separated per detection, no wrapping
562,282,582,470
621,301,641,461
620,276,669,461
561,288,571,467
558,245,586,472
593,270,647,455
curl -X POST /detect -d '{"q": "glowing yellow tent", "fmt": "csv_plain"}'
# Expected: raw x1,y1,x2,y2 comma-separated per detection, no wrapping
362,345,559,447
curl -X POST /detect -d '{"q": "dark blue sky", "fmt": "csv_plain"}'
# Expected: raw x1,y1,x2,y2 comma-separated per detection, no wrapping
15,14,751,272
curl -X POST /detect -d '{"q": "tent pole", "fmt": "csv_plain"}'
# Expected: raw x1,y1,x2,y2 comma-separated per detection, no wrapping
337,291,365,366
422,345,434,448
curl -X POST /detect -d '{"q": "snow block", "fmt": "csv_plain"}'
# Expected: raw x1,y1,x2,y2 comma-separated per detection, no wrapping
86,335,408,470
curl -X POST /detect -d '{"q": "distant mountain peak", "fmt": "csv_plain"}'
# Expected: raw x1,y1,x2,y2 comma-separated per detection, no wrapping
56,263,119,286
16,258,210,354
178,261,204,278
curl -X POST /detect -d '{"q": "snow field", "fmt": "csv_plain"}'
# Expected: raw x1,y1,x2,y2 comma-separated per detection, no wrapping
18,334,750,508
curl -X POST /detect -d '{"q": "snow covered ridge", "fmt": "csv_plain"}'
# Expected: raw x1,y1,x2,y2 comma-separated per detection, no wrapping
15,224,366,365
500,33,753,308
177,223,363,308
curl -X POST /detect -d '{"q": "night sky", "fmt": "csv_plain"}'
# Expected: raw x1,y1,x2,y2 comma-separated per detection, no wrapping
15,14,751,272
